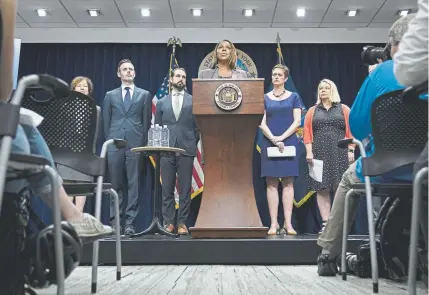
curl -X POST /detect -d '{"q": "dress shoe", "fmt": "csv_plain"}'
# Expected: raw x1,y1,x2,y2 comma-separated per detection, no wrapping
164,224,175,233
124,225,135,236
178,224,189,235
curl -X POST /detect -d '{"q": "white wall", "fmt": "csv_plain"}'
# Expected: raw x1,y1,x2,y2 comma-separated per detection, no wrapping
14,27,389,43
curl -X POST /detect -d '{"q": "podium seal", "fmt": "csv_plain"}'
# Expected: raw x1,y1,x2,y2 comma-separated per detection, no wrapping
214,83,243,111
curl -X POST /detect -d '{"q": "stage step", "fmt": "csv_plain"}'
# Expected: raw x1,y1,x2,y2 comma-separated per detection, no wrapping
80,234,367,265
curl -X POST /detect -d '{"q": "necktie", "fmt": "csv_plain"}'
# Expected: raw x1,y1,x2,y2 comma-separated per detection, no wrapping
173,93,181,121
124,87,131,111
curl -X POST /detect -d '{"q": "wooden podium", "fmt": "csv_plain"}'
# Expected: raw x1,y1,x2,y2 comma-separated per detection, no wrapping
190,78,268,238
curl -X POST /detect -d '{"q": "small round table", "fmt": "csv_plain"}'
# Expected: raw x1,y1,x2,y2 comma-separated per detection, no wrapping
130,146,185,238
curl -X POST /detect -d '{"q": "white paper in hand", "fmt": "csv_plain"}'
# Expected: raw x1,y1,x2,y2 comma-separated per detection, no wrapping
19,107,44,127
308,159,323,182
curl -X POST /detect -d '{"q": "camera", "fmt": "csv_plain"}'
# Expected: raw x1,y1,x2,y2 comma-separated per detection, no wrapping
361,43,392,66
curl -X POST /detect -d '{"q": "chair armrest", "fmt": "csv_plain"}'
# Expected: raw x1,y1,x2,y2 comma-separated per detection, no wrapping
113,139,127,149
337,138,354,148
402,80,428,100
99,139,128,159
9,152,51,166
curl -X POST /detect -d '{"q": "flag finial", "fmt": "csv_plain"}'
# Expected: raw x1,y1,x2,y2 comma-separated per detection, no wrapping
276,32,281,45
167,36,182,54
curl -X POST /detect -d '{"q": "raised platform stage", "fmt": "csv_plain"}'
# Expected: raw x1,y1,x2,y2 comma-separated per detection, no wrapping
80,234,368,265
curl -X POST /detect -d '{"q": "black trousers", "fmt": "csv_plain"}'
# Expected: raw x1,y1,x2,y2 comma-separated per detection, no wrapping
160,154,194,226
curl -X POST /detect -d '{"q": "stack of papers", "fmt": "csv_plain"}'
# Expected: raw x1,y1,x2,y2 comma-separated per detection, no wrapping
308,159,323,182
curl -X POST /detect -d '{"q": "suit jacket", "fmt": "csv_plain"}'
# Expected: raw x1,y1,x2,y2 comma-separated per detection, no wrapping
102,86,152,150
198,68,250,79
155,92,199,156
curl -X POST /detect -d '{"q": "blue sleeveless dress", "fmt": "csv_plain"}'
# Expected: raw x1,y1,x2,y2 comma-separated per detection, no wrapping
261,93,303,178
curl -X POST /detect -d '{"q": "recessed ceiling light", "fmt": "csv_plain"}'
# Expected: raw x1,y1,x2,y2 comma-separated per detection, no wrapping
141,8,151,17
398,9,410,17
296,8,306,17
36,9,48,17
88,9,100,17
192,8,203,17
243,9,254,17
347,9,358,17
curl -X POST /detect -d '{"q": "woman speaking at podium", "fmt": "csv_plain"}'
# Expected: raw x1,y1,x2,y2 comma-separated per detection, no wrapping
198,40,251,79
259,64,303,236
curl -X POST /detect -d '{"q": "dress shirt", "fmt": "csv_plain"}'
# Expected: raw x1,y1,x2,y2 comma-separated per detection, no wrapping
172,89,184,120
121,84,135,101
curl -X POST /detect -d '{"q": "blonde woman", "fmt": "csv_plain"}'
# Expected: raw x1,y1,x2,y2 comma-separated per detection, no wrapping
303,79,354,234
198,39,250,79
56,76,99,212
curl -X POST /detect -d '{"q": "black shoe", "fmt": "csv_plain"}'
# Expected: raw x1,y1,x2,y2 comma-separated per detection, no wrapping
317,253,338,276
124,225,135,236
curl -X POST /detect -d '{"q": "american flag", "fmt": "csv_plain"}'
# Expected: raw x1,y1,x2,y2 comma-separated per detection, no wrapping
151,59,204,205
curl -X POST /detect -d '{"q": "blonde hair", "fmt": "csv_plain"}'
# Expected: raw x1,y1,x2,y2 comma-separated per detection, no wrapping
272,64,290,78
316,79,341,104
71,76,93,96
211,40,237,70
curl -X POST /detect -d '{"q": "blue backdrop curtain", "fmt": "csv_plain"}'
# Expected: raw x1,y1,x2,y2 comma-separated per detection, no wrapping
18,42,383,234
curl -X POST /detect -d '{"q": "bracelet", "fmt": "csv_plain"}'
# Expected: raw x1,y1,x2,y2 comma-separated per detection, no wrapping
348,149,354,153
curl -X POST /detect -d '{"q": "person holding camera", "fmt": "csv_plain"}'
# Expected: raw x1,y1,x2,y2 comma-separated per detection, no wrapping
316,13,420,277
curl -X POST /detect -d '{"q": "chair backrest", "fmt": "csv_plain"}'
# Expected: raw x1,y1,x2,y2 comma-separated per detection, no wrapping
363,89,428,176
21,90,103,176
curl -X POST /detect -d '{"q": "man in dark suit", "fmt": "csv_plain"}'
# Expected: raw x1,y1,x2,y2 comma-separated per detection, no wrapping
155,68,199,235
102,59,152,235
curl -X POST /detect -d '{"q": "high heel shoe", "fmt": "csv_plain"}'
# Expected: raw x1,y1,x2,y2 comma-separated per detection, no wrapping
284,223,297,235
268,224,281,235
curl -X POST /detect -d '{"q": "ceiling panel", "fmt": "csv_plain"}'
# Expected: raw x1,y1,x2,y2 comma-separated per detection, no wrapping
16,14,25,23
126,22,174,28
272,22,321,28
28,22,78,28
115,0,172,23
367,22,395,28
61,0,123,23
78,22,126,28
16,23,29,28
15,0,417,29
175,22,223,28
319,22,369,28
17,0,74,23
223,0,277,23
273,0,331,24
371,0,417,23
171,0,222,23
223,22,272,28
322,0,385,24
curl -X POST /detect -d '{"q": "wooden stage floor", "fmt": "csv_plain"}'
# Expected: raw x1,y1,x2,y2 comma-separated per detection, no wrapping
37,265,427,295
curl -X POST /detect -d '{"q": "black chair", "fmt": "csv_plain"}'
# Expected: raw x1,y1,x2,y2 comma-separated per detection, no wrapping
338,88,428,293
0,74,71,295
21,90,126,294
405,80,429,295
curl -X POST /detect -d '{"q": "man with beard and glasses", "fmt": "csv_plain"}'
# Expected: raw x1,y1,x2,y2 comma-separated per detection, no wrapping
102,59,152,236
155,68,200,235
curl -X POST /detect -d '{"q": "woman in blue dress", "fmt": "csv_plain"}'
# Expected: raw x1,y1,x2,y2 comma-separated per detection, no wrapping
259,64,303,235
